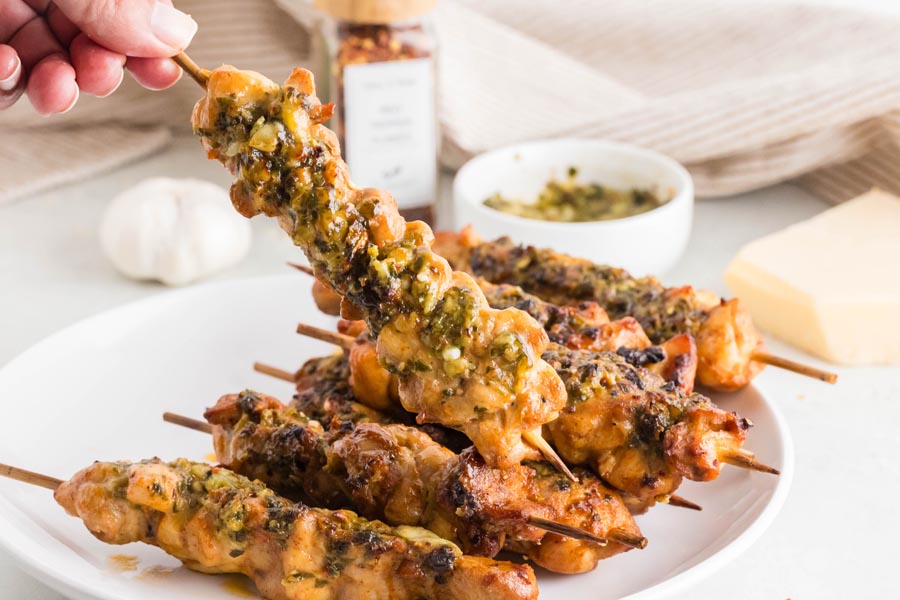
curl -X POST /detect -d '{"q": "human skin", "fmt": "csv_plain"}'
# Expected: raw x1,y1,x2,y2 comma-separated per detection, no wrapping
0,0,197,114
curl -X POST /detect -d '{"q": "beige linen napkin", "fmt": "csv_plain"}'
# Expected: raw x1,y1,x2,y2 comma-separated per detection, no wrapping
3,0,900,204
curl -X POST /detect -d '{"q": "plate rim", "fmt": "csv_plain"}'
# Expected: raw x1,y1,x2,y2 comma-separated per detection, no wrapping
621,381,794,600
0,274,794,600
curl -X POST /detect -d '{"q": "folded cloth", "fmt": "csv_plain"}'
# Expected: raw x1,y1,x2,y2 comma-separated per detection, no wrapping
3,0,900,204
436,0,900,202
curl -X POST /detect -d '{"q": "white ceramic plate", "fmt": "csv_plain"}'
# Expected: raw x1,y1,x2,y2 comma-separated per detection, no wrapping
0,275,792,600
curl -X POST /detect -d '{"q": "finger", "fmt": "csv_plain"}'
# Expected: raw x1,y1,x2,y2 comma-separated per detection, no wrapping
52,0,197,58
0,0,38,42
26,52,78,114
125,55,182,90
70,33,124,97
22,0,51,13
45,3,80,47
8,13,66,72
0,45,25,109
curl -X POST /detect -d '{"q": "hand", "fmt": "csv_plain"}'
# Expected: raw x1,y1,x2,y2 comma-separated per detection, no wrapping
0,0,197,114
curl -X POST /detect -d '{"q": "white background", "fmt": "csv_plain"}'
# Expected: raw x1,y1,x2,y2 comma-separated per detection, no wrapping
2,1,900,598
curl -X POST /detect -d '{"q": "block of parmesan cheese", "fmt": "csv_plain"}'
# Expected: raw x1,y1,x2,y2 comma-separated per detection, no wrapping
724,189,900,365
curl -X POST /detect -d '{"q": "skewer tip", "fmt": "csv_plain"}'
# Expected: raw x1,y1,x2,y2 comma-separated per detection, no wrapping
667,494,703,511
523,430,577,482
296,322,355,350
526,517,607,545
253,361,297,383
751,351,837,384
287,262,315,276
171,52,210,87
608,529,648,550
0,463,63,491
163,412,213,434
721,450,780,475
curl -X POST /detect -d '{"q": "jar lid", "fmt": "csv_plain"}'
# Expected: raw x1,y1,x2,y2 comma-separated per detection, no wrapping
314,0,436,23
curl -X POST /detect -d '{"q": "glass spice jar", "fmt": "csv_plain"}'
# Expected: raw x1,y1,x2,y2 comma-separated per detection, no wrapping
315,0,439,223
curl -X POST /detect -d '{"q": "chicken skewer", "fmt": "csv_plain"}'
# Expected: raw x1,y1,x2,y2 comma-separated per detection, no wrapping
253,347,706,514
163,390,647,573
286,349,473,453
166,410,620,550
0,459,539,600
187,62,570,474
291,324,776,513
297,316,690,424
253,357,702,513
283,348,707,511
292,262,698,393
253,354,659,525
433,229,838,391
541,345,777,512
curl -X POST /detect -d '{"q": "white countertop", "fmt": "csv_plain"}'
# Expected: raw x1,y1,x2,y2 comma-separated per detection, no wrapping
1,135,898,599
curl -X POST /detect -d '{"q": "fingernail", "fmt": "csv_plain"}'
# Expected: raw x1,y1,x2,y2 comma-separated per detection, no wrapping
0,54,21,92
60,86,79,114
151,2,198,51
139,63,184,91
98,69,125,98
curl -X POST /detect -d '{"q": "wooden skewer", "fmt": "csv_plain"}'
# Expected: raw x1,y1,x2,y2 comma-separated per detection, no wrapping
3,458,621,552
254,361,295,383
164,412,608,545
290,251,837,389
253,361,296,383
288,262,315,277
163,412,213,434
171,52,210,87
720,449,780,475
751,351,837,384
1,458,620,551
667,494,703,511
525,517,607,546
297,323,354,349
608,529,648,550
0,463,63,491
523,429,576,482
294,325,838,391
289,257,839,389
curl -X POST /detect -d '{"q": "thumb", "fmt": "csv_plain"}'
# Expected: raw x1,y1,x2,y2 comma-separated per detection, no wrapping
52,0,197,58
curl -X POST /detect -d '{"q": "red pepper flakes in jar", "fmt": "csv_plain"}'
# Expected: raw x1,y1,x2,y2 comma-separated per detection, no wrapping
315,0,439,223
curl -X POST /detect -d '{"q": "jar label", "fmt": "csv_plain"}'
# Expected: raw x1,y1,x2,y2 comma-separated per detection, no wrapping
343,58,437,209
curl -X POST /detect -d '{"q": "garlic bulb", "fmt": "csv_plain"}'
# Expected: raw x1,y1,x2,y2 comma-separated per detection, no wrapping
100,177,252,286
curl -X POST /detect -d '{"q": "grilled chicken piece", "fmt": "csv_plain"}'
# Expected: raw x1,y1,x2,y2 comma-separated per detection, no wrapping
543,345,750,512
311,279,343,316
292,351,470,453
479,282,696,393
433,228,764,391
192,65,567,468
206,390,643,574
55,458,538,600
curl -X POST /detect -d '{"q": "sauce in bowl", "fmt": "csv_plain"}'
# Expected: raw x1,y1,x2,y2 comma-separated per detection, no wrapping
483,167,667,222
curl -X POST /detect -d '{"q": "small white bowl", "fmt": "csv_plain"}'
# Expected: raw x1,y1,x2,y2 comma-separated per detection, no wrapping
453,139,694,276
